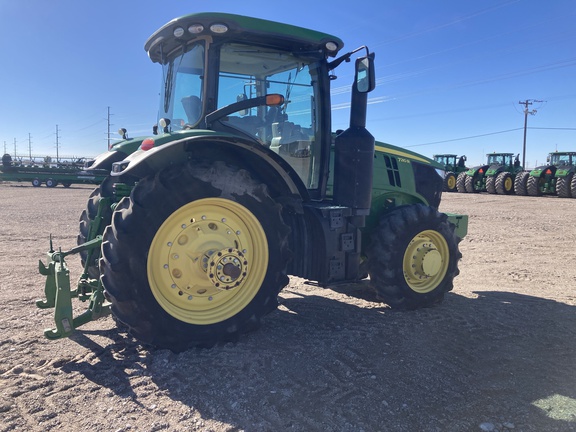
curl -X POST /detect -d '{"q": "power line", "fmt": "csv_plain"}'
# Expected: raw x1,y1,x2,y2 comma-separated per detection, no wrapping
406,128,523,147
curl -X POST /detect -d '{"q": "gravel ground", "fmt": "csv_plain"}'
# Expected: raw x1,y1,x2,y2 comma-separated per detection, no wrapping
0,182,575,432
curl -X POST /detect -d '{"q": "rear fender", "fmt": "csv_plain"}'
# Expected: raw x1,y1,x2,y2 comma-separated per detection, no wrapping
110,134,308,199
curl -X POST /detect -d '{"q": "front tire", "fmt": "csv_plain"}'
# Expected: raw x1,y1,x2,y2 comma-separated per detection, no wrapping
78,177,114,279
365,204,462,310
495,172,514,194
101,160,290,351
443,172,457,192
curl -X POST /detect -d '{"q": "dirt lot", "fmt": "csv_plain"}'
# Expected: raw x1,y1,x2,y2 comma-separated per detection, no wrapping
1,182,575,432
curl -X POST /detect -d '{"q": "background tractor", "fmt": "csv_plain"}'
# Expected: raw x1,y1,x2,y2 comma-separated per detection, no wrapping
521,151,576,198
37,12,467,352
433,154,468,192
457,152,522,194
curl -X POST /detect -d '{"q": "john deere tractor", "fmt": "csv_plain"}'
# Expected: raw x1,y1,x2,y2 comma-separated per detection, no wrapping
457,152,522,194
36,12,467,351
522,151,576,198
433,154,467,192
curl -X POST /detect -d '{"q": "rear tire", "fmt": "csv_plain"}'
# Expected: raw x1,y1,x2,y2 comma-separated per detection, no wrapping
456,172,467,193
46,178,57,188
364,204,462,310
101,160,290,351
465,174,480,193
527,175,542,196
485,175,496,194
514,171,529,196
32,178,41,187
557,173,573,198
571,174,576,198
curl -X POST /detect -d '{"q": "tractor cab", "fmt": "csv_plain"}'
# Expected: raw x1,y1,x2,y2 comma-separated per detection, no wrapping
122,12,375,202
548,151,576,168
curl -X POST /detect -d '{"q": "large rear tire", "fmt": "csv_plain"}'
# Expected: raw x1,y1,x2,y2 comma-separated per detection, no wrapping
527,175,542,196
485,175,496,194
456,172,467,193
364,204,462,310
101,160,290,351
557,173,573,198
465,174,480,193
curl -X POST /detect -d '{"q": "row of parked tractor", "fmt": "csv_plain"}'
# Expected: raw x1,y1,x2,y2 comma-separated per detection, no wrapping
434,151,576,198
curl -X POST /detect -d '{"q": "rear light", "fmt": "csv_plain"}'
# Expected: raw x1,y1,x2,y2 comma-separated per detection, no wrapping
141,138,155,151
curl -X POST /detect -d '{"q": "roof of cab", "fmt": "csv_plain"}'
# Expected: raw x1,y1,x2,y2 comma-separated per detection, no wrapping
145,12,344,63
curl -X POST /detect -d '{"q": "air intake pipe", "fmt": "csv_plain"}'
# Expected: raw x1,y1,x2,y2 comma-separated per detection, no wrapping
333,53,376,215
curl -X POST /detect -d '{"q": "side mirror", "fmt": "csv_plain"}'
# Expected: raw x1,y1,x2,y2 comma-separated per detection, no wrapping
355,53,375,93
237,94,249,116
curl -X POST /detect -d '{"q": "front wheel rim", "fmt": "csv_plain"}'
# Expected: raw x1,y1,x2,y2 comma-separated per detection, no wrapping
403,229,449,293
147,198,268,325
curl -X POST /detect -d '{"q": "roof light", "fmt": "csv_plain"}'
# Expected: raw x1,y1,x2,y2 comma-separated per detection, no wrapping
210,23,228,34
173,27,185,38
325,41,338,52
188,24,204,34
141,138,155,151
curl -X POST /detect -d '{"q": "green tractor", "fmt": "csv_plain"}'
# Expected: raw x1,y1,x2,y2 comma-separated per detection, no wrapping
433,154,468,192
36,12,468,351
457,152,522,194
520,151,576,198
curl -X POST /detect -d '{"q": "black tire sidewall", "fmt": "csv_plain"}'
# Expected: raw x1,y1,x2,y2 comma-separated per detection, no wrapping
366,204,461,309
102,161,289,349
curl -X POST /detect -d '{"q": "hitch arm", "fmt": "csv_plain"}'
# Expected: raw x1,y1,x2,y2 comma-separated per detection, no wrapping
36,236,110,340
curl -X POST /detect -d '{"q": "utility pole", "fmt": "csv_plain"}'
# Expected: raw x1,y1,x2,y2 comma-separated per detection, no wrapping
28,133,32,161
519,99,542,169
13,138,16,158
3,141,6,154
107,106,113,150
55,125,60,163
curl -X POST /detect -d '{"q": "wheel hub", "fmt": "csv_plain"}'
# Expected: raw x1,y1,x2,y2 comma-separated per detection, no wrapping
403,230,450,293
207,248,247,290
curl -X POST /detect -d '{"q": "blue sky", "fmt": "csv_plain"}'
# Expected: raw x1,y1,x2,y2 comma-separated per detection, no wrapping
0,0,574,168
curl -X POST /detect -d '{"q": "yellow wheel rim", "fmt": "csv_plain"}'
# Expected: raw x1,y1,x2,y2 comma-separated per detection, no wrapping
402,229,449,293
504,176,513,191
446,175,456,190
147,198,268,325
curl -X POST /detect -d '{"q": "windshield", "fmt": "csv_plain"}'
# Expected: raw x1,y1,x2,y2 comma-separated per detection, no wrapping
159,41,205,129
217,43,321,188
487,154,511,165
550,153,573,166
